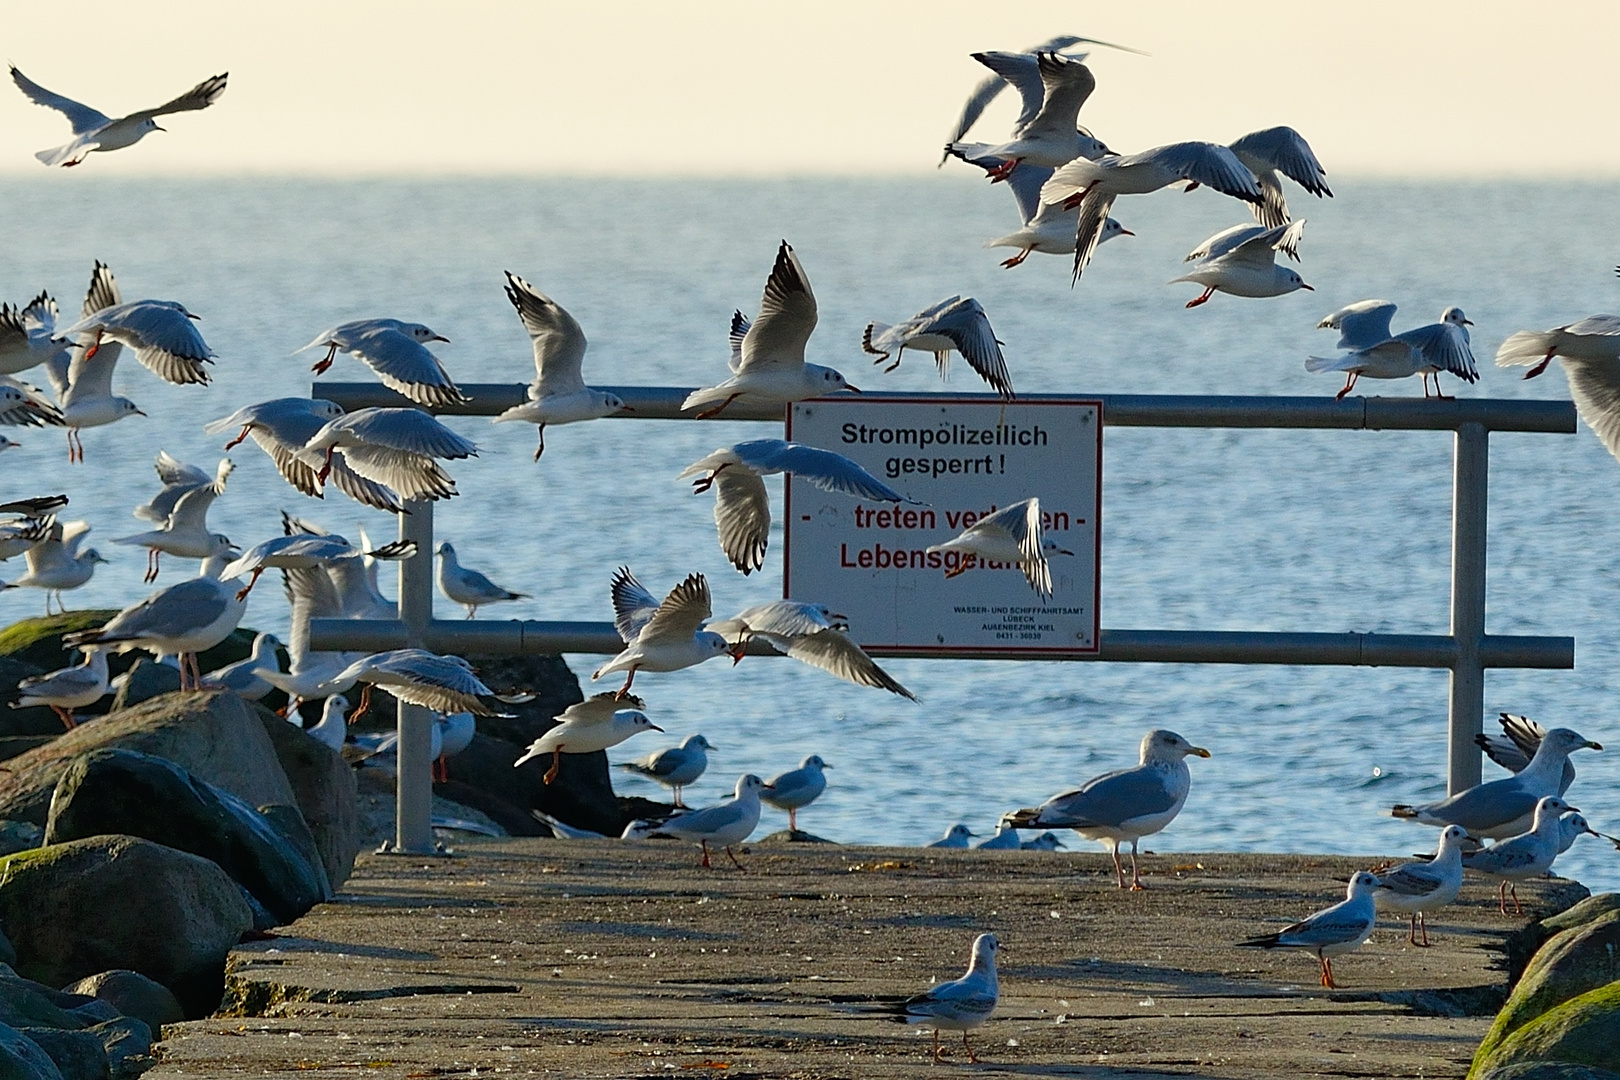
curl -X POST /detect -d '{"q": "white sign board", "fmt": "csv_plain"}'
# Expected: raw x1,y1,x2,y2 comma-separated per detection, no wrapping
784,396,1101,657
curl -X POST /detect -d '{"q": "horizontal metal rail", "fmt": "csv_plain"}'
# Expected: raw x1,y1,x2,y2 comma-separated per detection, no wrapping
308,618,1573,670
313,382,1578,433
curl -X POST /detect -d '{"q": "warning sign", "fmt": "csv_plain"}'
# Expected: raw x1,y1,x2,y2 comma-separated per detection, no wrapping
784,396,1101,656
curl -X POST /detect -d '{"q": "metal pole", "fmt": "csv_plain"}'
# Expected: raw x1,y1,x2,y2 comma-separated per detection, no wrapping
1449,423,1489,794
395,498,436,853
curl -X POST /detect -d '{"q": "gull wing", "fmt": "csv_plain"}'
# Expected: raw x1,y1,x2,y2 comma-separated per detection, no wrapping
1272,902,1374,948
331,408,479,460
128,73,229,121
656,797,747,837
732,440,913,502
966,51,1052,136
96,578,228,642
727,311,750,373
1184,224,1266,264
1564,314,1620,338
1228,126,1331,197
1018,53,1095,140
350,328,463,406
1068,189,1119,281
1562,352,1620,461
165,467,229,532
1031,764,1179,828
638,572,713,646
729,600,836,638
504,272,587,397
925,297,1013,398
711,468,770,575
137,452,211,521
335,446,457,502
1130,142,1263,202
737,242,817,374
0,375,64,427
87,301,214,386
772,628,918,701
1002,162,1055,226
1375,861,1445,897
9,66,109,134
1319,300,1398,350
1397,321,1478,381
609,567,663,643
82,261,121,317
1217,220,1304,268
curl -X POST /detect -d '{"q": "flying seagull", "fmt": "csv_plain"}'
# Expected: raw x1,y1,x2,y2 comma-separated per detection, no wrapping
11,66,227,168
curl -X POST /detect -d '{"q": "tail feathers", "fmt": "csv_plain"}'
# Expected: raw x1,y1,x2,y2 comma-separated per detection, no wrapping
1390,804,1420,819
1000,808,1046,829
1495,330,1557,368
861,323,891,357
1305,354,1354,374
1236,934,1282,949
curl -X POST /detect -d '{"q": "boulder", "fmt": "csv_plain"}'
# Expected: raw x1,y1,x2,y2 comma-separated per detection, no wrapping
1541,894,1620,938
0,1021,63,1080
85,1018,150,1080
249,706,359,890
1477,1065,1620,1080
450,653,583,746
442,732,625,836
0,970,91,1032
429,780,547,837
1476,912,1620,1064
45,750,325,926
0,823,38,859
0,691,296,826
63,974,180,1036
256,805,331,900
15,1029,104,1080
0,743,53,768
1475,982,1620,1076
0,659,65,738
0,836,252,1017
105,662,178,714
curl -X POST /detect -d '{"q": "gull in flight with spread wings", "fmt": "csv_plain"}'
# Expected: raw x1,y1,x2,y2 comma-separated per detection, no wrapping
594,568,739,697
863,297,1014,399
298,319,464,408
11,66,227,167
1226,127,1332,229
925,497,1073,597
1171,220,1310,308
1497,313,1620,462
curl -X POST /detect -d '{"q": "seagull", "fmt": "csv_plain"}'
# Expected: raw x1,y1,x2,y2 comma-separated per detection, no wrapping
682,241,858,419
927,823,977,848
1371,823,1468,946
133,453,232,525
531,810,615,840
1237,872,1380,989
972,824,1022,850
0,292,69,375
0,495,68,518
1462,796,1578,915
592,568,738,698
924,497,1073,597
1555,811,1606,856
1003,729,1211,889
0,373,64,429
10,66,227,167
43,262,145,462
1020,831,1066,851
436,541,528,618
113,458,234,582
1391,728,1600,839
646,773,766,869
863,297,1013,398
953,146,1132,267
13,646,109,729
1171,220,1310,308
948,52,1108,180
299,319,464,408
875,933,999,1065
433,711,477,781
1041,142,1264,280
255,538,363,714
491,272,628,460
1308,303,1478,399
1,518,107,613
200,631,282,700
761,755,830,832
708,599,918,700
305,694,349,754
302,407,479,508
204,398,403,512
513,692,658,783
326,649,501,719
62,550,247,691
616,733,713,807
1226,127,1332,228
1476,713,1576,796
55,296,215,387
1496,315,1620,461
219,531,412,601
678,439,917,574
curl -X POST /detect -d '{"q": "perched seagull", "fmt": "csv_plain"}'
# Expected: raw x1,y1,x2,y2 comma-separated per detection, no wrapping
1476,713,1577,796
948,52,1108,181
55,296,215,387
13,647,109,729
113,458,234,582
200,631,281,700
204,398,401,512
617,733,714,808
1308,302,1478,400
863,297,1013,398
305,693,349,754
0,292,69,375
1391,728,1600,840
1171,220,1310,308
133,453,231,525
302,407,479,508
220,531,412,601
491,272,628,460
1496,315,1620,461
10,66,227,167
682,242,858,419
876,933,999,1065
973,824,1023,850
63,550,247,691
1556,812,1609,855
1462,796,1578,915
593,568,738,698
927,823,977,848
647,773,766,869
436,541,527,618
1,518,107,613
325,649,501,719
1226,127,1332,229
43,262,144,463
1237,872,1380,989
1020,831,1066,851
679,439,916,574
531,809,614,840
1040,142,1264,280
761,755,830,833
1371,824,1468,946
925,497,1073,597
955,148,1131,267
299,319,463,408
513,692,657,782
0,373,64,428
1003,729,1210,889
709,599,918,701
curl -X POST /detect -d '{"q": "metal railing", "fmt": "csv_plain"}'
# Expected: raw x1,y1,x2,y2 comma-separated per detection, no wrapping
308,382,1577,853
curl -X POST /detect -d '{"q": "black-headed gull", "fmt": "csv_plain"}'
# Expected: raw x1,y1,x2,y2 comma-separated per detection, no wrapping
1003,729,1209,890
201,631,282,700
973,824,1022,850
593,568,738,697
302,406,479,508
0,374,63,429
876,933,998,1064
1391,727,1600,839
113,457,234,582
949,52,1107,180
133,452,231,525
1226,127,1332,229
863,296,1013,399
1237,873,1379,988
1556,812,1608,855
1371,823,1467,946
682,241,857,419
1040,142,1264,280
1171,220,1310,308
761,754,829,832
927,823,977,848
924,497,1071,598
678,438,915,575
13,647,108,729
44,264,142,463
948,148,1132,267
305,694,349,754
436,540,528,618
1309,302,1477,399
204,398,401,512
647,773,765,868
708,599,918,701
326,648,501,718
1496,314,1620,461
616,733,713,807
10,66,227,168
299,319,464,408
1476,713,1577,795
1461,796,1578,915
491,272,628,460
514,695,662,784
220,530,412,601
56,294,215,387
0,292,68,375
3,518,108,613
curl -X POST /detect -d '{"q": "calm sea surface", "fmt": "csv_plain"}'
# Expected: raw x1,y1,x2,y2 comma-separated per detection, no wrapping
2,175,1618,890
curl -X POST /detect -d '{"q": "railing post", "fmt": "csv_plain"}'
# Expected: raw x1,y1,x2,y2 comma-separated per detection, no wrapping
1449,422,1489,794
395,498,436,853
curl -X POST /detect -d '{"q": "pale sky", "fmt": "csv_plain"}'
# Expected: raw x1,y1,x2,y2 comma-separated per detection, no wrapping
2,0,1616,176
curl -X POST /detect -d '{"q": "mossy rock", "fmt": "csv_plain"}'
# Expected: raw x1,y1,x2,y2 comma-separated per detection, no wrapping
0,615,259,684
1475,1062,1620,1079
1543,896,1620,938
1474,981,1620,1076
1476,912,1620,1067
